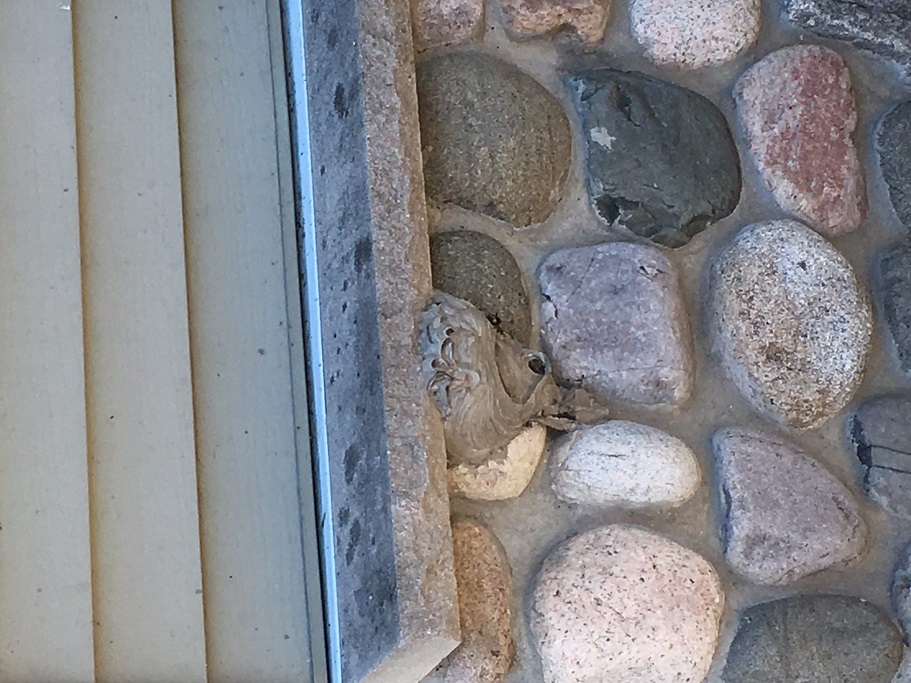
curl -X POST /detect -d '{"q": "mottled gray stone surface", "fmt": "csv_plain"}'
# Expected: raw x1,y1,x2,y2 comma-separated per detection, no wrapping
723,595,904,683
850,394,911,520
876,248,911,376
304,1,400,677
876,102,911,235
782,0,911,79
713,427,866,585
417,52,571,227
709,220,872,429
430,230,532,344
892,541,911,638
565,68,740,247
539,242,693,406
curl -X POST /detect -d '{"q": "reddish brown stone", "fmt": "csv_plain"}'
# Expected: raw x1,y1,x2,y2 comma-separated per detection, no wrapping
734,45,866,236
436,521,515,682
412,0,484,50
498,0,612,45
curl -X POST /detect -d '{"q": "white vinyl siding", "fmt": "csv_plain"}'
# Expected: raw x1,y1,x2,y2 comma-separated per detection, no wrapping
0,1,321,680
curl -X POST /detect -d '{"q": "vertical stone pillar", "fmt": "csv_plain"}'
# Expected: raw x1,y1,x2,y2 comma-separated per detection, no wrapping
289,0,460,679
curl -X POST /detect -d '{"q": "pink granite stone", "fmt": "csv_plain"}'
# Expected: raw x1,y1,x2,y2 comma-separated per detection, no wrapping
498,0,612,46
412,0,484,50
734,45,866,236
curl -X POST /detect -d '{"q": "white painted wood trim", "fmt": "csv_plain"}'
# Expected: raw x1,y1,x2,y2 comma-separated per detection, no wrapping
0,3,95,680
73,3,207,680
173,1,320,679
267,0,331,678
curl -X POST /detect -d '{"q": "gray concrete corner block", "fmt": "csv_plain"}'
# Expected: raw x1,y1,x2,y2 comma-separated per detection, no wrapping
298,0,460,680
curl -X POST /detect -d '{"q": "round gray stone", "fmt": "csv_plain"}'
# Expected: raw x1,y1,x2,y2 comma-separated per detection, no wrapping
430,230,532,344
539,242,693,406
877,102,911,235
723,595,904,683
565,68,740,247
417,52,571,227
713,427,866,585
709,219,872,429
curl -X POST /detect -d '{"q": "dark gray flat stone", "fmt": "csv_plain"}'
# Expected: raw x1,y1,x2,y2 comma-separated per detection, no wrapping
876,247,911,376
782,0,911,79
876,102,911,235
430,230,531,344
565,68,740,247
723,595,903,683
849,394,911,520
417,52,571,227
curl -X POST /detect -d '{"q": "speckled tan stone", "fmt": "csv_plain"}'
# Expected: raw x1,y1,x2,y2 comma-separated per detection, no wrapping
448,425,547,500
436,521,515,683
530,524,724,683
499,0,612,46
631,0,761,68
735,45,866,235
412,0,484,50
709,219,872,429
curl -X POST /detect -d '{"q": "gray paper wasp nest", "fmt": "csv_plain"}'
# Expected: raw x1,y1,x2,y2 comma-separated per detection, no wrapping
421,290,604,466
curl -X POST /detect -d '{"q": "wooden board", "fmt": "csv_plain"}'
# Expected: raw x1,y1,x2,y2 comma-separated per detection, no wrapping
173,1,321,679
0,3,96,680
73,3,207,680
